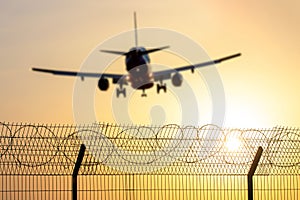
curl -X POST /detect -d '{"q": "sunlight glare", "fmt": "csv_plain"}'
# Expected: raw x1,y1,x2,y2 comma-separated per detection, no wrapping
225,135,241,151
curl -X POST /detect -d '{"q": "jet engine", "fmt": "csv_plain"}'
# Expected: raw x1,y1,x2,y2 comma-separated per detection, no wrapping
171,73,183,87
98,78,109,91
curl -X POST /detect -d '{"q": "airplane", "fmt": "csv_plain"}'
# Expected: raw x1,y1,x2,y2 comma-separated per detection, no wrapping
32,12,241,97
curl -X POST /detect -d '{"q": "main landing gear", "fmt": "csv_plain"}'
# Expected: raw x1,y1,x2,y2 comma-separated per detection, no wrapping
116,82,167,98
116,85,126,98
157,83,167,94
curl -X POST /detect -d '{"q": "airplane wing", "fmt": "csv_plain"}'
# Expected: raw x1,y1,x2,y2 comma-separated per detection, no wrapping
32,53,240,85
32,68,126,83
152,53,241,81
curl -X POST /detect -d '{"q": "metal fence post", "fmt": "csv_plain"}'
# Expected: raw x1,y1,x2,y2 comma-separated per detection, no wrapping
72,144,86,200
248,146,263,200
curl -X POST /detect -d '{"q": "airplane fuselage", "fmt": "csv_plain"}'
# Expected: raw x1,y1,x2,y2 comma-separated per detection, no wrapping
125,47,154,90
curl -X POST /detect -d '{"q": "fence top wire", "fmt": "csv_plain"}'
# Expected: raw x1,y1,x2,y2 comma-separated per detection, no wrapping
0,122,299,176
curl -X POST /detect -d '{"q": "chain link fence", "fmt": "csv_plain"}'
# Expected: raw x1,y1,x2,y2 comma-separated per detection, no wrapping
0,122,299,199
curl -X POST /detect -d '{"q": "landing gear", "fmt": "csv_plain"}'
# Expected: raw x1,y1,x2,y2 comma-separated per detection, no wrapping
141,89,147,97
116,87,126,98
157,83,167,94
115,79,128,98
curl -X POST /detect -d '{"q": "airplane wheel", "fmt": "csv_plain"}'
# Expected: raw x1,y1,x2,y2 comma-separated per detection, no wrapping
156,84,160,94
162,84,167,93
157,84,167,94
141,89,147,97
116,88,126,98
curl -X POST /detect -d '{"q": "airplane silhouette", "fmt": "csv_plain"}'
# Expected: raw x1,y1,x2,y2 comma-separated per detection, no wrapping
32,12,241,97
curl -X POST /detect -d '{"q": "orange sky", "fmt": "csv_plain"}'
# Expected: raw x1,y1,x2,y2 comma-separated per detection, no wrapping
0,0,299,127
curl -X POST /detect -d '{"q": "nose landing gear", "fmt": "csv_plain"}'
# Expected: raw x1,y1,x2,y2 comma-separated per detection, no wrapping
141,89,147,97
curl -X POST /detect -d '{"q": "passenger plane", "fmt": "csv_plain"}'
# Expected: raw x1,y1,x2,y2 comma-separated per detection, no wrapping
32,12,241,97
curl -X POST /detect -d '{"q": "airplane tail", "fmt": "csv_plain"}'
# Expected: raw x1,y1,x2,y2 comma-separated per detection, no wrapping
134,11,138,48
100,12,169,56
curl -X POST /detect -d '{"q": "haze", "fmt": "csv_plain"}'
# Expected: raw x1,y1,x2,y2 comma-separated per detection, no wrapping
0,0,300,127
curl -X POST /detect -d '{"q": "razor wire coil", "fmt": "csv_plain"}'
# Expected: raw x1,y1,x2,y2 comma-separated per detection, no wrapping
0,122,299,176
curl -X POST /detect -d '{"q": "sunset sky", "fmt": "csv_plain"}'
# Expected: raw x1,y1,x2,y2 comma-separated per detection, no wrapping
0,0,300,127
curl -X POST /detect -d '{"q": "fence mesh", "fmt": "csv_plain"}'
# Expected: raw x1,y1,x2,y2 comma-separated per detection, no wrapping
0,122,299,199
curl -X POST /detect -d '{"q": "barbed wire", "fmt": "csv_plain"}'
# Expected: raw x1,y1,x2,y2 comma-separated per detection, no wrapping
0,122,299,176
